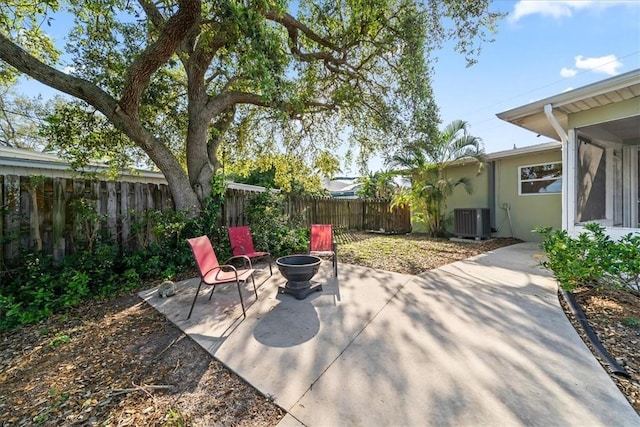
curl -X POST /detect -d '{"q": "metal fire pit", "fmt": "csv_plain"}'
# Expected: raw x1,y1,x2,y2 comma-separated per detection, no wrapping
276,255,323,300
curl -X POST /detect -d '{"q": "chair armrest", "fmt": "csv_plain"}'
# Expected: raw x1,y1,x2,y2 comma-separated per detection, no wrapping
231,244,247,255
224,254,253,270
203,265,224,276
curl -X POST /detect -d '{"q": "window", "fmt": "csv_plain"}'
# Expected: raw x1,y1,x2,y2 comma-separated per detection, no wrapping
518,162,562,195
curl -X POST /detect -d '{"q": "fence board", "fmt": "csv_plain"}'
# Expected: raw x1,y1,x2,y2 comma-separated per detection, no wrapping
52,178,66,262
0,175,3,264
4,175,21,261
1,176,410,265
107,182,118,240
120,182,131,250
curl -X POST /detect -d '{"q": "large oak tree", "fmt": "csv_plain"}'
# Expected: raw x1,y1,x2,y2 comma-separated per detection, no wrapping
0,0,501,215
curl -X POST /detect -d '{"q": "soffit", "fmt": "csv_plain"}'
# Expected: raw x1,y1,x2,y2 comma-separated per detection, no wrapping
497,69,640,140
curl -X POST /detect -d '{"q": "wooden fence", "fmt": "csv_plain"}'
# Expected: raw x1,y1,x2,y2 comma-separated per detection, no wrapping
1,174,411,265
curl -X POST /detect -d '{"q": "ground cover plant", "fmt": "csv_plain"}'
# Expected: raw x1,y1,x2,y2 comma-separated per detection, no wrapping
1,233,638,425
537,223,640,411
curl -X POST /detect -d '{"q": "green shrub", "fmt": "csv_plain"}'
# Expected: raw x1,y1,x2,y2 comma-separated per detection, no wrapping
536,223,640,294
0,175,278,331
244,191,308,257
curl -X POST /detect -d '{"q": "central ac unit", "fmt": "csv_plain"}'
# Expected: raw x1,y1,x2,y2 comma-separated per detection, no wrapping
454,208,491,240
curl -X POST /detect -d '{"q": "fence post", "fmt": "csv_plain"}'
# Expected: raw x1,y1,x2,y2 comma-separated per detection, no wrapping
52,178,66,263
107,182,118,242
3,175,21,261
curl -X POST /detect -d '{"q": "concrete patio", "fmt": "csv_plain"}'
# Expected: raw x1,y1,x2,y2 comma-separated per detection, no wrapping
139,242,639,426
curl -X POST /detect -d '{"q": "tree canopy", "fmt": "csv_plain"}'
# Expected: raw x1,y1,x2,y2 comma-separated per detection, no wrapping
0,89,52,149
0,0,502,215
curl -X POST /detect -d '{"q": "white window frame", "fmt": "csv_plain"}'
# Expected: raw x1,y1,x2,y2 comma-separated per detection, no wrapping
518,161,563,196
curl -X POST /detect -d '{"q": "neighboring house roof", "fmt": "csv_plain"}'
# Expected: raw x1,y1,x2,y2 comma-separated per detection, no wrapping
322,178,349,191
0,146,270,192
496,68,640,140
0,146,167,184
330,182,362,198
323,177,359,192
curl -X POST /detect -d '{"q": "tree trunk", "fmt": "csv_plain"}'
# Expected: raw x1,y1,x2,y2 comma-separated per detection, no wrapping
185,59,217,204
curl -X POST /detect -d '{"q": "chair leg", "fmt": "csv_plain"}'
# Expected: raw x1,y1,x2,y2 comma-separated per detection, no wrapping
236,280,247,318
208,284,216,300
267,256,273,276
332,243,338,277
187,280,204,320
250,273,258,299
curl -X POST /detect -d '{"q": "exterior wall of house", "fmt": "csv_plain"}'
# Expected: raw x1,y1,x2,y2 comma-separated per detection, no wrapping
492,150,562,241
445,160,490,219
436,149,562,242
409,162,488,234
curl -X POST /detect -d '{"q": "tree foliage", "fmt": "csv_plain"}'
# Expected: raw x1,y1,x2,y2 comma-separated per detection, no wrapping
390,119,485,236
356,170,397,199
0,0,502,215
224,152,331,195
0,89,52,149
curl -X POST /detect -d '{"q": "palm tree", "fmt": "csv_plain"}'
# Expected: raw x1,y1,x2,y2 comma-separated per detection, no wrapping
390,120,484,236
356,170,398,199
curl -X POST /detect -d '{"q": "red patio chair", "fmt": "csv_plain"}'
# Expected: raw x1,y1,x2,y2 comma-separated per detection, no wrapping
309,224,338,277
186,235,257,320
227,226,273,275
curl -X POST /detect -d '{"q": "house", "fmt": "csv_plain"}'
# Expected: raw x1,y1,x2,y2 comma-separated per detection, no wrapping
0,146,270,192
0,146,167,184
323,177,363,199
443,69,639,242
443,141,562,241
497,69,639,240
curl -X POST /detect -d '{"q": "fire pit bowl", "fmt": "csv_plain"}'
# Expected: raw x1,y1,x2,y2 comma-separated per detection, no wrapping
276,255,323,300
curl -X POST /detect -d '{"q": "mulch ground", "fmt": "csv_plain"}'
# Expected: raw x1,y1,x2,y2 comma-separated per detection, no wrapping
566,288,640,412
1,233,638,425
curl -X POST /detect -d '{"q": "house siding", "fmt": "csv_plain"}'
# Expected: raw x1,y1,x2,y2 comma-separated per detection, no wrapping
440,148,562,242
493,150,562,242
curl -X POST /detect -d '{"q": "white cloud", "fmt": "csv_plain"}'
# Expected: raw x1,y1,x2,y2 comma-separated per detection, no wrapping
63,66,76,74
560,67,577,78
510,1,591,22
574,54,622,75
510,0,628,23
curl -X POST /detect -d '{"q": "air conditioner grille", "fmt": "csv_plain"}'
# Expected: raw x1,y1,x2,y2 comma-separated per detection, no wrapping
454,208,491,240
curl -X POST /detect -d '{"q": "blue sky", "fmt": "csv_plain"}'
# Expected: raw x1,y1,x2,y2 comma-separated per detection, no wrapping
429,0,640,155
13,1,640,174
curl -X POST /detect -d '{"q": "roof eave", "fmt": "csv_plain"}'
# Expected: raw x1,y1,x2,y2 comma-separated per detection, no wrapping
497,69,640,123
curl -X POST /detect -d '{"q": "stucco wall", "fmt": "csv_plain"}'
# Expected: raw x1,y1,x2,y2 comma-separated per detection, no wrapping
445,161,490,233
432,149,562,242
492,150,562,241
409,161,487,234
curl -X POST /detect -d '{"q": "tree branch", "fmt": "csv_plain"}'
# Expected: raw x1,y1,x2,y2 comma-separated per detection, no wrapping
209,90,337,120
0,32,118,115
137,0,165,29
264,10,354,71
264,11,340,51
120,0,201,116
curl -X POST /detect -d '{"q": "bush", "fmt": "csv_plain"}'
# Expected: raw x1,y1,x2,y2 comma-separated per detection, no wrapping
536,223,640,294
244,191,308,257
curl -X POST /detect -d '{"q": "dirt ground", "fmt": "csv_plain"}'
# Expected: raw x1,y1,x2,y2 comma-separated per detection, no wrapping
0,234,638,425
